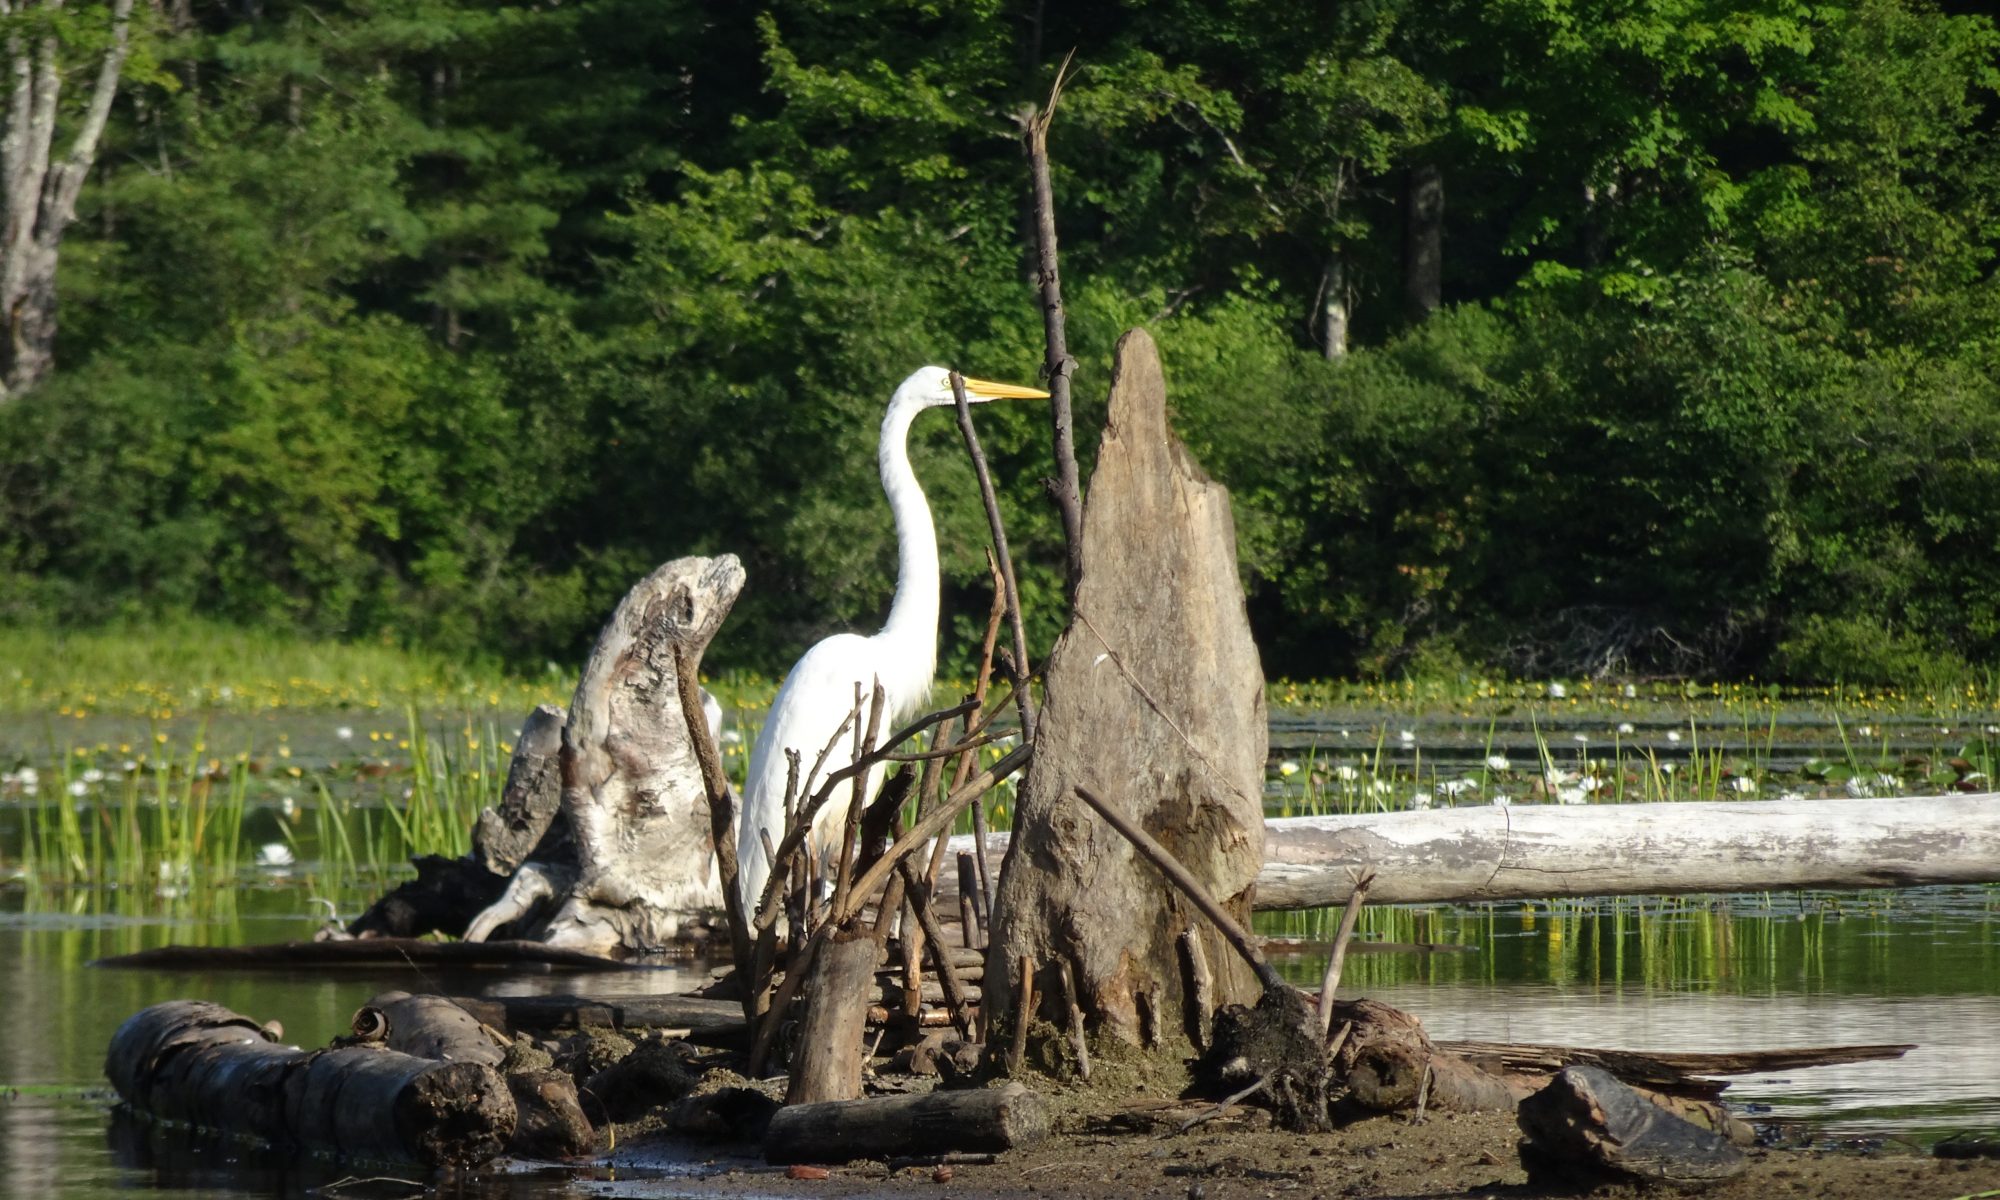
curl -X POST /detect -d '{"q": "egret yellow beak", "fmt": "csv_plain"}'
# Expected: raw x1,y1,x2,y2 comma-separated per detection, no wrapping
961,376,1050,400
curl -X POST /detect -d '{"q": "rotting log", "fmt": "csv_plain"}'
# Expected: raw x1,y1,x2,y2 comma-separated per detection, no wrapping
353,991,505,1066
471,703,569,876
106,1001,514,1168
763,1081,1050,1165
941,792,2000,911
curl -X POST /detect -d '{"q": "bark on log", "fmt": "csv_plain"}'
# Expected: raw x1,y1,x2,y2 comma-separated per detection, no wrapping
105,1001,515,1167
355,991,505,1066
787,928,883,1104
1517,1065,1749,1186
989,329,1267,1048
764,1081,1050,1164
443,994,746,1044
944,792,2000,910
471,555,744,956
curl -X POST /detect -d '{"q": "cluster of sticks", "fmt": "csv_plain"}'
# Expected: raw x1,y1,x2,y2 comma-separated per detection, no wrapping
670,369,1043,1085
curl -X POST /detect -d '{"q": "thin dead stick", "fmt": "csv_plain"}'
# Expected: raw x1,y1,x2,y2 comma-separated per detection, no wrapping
950,369,1038,744
1173,1074,1268,1136
897,858,979,1038
747,922,829,1076
1328,1019,1353,1059
833,682,887,904
671,645,754,1003
1055,957,1090,1082
830,740,1033,927
1018,51,1085,600
957,852,982,949
1316,870,1376,1037
1179,924,1214,1053
1071,783,1286,997
947,553,1009,898
1007,954,1037,1075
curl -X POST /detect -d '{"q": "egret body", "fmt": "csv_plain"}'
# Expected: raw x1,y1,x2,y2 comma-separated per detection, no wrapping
735,367,1046,916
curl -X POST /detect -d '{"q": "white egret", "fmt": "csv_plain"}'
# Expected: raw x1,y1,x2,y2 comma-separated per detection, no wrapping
735,366,1047,917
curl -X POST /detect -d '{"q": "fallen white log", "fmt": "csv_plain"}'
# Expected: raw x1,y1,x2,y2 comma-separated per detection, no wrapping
941,793,2000,911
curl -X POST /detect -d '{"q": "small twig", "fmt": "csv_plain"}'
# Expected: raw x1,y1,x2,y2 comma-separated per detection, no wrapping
672,644,752,1005
1412,1063,1432,1124
1007,954,1037,1075
951,369,1038,745
833,682,887,905
1316,870,1376,1038
957,852,982,949
1072,783,1286,996
898,857,979,1039
1328,1019,1354,1061
1017,53,1086,601
1173,1074,1269,1136
1055,957,1090,1081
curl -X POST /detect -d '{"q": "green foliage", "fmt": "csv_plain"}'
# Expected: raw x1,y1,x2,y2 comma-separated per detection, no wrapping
4,0,1999,683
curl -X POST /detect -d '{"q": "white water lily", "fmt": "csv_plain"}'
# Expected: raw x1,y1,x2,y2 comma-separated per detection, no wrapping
1622,684,1638,699
1333,764,1360,783
1728,775,1759,795
1616,722,1635,735
1410,792,1434,810
80,768,104,783
721,729,744,746
1572,733,1589,744
1485,754,1511,772
67,780,87,797
1398,729,1417,744
1436,778,1478,798
1844,776,1873,799
256,843,296,868
1491,795,1512,807
1666,730,1683,744
1556,788,1588,804
1577,775,1603,793
1278,760,1300,777
1547,683,1567,699
335,726,354,740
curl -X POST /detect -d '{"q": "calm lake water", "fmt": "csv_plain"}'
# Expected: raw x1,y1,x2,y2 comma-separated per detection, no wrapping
4,701,2000,1196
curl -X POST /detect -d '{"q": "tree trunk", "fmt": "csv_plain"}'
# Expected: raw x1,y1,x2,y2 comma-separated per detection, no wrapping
1402,162,1443,322
0,0,135,399
987,329,1268,1050
1321,255,1349,360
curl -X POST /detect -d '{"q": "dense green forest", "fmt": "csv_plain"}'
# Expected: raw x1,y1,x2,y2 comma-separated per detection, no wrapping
0,0,1995,683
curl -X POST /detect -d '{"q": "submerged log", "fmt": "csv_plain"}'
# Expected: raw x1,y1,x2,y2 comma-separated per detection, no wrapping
943,792,2000,911
763,1081,1050,1165
353,991,505,1066
93,937,634,972
106,1001,514,1168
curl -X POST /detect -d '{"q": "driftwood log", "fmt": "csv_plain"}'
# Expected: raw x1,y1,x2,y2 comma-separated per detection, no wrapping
467,554,744,955
93,937,633,972
938,791,2000,911
106,1001,514,1167
989,328,1268,1047
1518,1065,1749,1186
763,1081,1050,1165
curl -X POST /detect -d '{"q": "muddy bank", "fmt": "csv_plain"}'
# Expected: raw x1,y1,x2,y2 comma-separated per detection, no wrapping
602,1091,2000,1200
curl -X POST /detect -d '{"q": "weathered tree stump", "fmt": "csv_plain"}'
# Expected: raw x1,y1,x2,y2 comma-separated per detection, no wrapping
763,1081,1050,1164
471,703,570,876
786,928,885,1104
466,554,744,955
988,328,1268,1050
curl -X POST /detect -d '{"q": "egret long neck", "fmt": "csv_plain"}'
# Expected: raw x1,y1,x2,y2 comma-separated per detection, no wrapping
877,398,939,702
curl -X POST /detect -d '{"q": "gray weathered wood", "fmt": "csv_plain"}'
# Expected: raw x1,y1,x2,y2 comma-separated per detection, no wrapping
943,792,2000,910
467,555,744,956
785,928,883,1104
988,328,1268,1047
471,704,567,875
1253,793,2000,908
764,1081,1049,1164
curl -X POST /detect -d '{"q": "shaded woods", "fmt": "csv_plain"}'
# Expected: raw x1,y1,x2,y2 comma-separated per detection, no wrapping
1,0,1997,683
